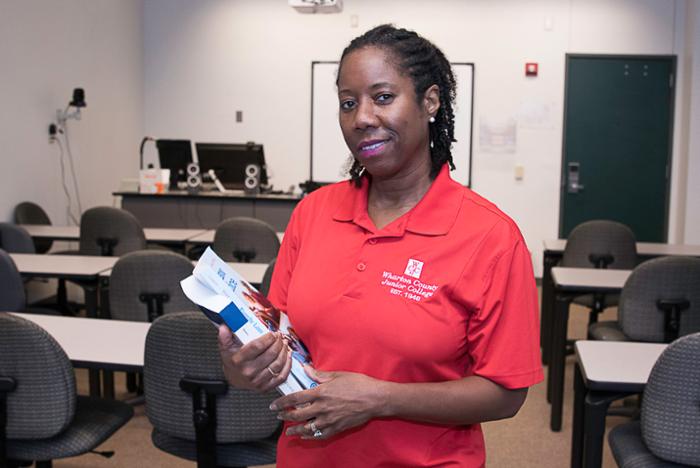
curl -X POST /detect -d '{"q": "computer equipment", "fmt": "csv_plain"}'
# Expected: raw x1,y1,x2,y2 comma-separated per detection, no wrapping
195,142,268,190
156,139,193,189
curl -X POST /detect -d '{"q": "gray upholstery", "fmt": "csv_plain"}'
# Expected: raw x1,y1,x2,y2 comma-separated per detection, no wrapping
79,206,146,256
0,313,133,462
212,217,280,263
260,258,276,297
591,257,700,342
0,313,75,439
0,249,26,312
609,333,700,467
562,220,638,269
144,312,279,464
109,250,196,322
13,201,53,254
8,396,134,461
609,422,687,468
0,223,35,254
641,333,700,465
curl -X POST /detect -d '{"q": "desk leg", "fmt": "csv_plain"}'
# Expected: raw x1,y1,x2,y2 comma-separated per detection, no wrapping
549,294,570,432
102,371,115,400
571,363,585,468
541,253,558,367
84,284,98,319
583,392,628,468
89,370,102,397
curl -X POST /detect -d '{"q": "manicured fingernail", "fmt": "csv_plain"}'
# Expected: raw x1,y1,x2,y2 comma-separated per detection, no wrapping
269,403,278,411
276,413,284,420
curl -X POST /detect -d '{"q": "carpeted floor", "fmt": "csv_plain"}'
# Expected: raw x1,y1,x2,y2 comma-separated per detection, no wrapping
53,299,625,467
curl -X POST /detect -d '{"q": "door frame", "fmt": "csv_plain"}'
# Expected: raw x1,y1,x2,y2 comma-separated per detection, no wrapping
559,53,677,241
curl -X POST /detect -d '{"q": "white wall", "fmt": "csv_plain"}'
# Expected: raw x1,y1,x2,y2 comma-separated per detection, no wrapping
0,0,143,225
143,0,698,275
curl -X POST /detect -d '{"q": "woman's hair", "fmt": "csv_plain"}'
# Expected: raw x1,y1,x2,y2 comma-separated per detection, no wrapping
337,24,457,185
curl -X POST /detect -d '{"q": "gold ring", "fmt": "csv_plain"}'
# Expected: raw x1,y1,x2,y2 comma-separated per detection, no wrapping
267,366,279,377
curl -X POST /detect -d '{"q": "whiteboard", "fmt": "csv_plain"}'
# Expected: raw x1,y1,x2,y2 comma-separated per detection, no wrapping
310,61,474,186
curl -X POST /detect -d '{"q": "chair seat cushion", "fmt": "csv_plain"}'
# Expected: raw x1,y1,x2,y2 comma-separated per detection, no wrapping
8,396,133,462
588,321,629,341
152,428,278,467
609,421,692,467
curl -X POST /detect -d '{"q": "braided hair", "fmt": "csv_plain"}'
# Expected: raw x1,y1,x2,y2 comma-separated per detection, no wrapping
337,24,457,185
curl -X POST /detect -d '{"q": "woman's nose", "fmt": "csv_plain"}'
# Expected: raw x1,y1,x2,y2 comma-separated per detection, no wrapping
354,101,378,129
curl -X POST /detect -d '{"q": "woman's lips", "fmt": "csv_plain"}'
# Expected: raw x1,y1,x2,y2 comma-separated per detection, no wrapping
357,139,388,158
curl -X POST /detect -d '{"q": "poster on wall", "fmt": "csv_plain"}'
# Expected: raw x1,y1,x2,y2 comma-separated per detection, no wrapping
310,61,475,187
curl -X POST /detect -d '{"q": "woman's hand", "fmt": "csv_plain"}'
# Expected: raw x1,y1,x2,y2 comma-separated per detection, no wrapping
270,367,388,440
218,325,293,392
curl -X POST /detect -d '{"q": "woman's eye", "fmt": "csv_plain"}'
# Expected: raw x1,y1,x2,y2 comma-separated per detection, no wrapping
340,100,356,111
376,93,394,103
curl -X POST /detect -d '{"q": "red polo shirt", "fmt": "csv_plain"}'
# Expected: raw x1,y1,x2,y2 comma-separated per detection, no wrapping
268,164,543,468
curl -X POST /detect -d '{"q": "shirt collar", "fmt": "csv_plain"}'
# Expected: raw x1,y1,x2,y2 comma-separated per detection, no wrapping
332,164,463,237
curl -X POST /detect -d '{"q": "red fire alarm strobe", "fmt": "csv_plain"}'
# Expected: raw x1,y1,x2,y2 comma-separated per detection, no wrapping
525,62,538,77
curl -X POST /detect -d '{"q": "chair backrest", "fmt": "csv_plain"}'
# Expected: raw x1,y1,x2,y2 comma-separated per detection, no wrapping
0,223,35,254
260,258,276,297
0,249,26,311
79,207,146,256
144,312,280,443
641,332,700,466
619,256,700,342
0,313,76,439
13,202,52,254
110,250,196,322
212,217,280,263
562,220,637,269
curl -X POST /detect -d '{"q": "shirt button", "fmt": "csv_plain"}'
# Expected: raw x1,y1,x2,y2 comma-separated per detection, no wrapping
368,239,377,245
357,262,366,271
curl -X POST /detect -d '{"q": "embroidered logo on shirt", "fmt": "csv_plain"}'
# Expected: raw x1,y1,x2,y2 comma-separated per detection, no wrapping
404,259,424,279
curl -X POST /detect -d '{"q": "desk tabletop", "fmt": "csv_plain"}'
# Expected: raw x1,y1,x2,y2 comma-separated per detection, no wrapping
19,224,207,244
98,260,268,285
188,230,285,245
11,253,118,278
543,239,700,257
9,312,149,371
551,267,630,291
575,340,666,392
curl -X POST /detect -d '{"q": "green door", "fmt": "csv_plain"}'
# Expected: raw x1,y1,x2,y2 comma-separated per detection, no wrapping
560,55,675,242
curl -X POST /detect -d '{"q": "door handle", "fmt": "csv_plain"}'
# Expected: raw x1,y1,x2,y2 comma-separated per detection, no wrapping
567,162,584,193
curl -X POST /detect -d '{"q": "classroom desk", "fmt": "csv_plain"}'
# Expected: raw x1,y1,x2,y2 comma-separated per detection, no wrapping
19,224,207,249
540,240,700,367
548,267,630,432
187,230,285,245
571,341,665,468
9,312,148,371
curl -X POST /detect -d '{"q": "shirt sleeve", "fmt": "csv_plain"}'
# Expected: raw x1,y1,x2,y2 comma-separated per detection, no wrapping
464,229,544,390
266,201,303,311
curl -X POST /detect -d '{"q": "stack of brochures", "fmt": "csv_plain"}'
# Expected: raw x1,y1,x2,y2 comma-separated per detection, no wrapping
181,247,316,395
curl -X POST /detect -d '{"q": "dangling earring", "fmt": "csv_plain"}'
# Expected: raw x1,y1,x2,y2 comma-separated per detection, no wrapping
429,116,436,123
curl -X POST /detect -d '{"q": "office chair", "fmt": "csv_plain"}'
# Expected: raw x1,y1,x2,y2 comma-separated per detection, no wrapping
0,223,36,254
144,312,280,468
608,332,700,467
212,217,280,263
260,258,277,297
589,256,700,343
0,313,133,468
108,250,195,396
79,206,147,256
562,220,637,324
0,249,57,316
13,201,53,254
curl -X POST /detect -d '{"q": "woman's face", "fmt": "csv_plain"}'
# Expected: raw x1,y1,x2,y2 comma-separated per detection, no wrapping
337,46,438,181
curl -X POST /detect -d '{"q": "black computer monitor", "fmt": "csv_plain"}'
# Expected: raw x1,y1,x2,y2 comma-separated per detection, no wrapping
195,142,268,190
156,139,193,188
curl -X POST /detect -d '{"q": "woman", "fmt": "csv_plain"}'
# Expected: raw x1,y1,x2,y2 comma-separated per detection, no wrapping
219,24,543,467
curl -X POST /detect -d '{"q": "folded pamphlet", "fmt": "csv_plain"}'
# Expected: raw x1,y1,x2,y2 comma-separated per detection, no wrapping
180,247,316,395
